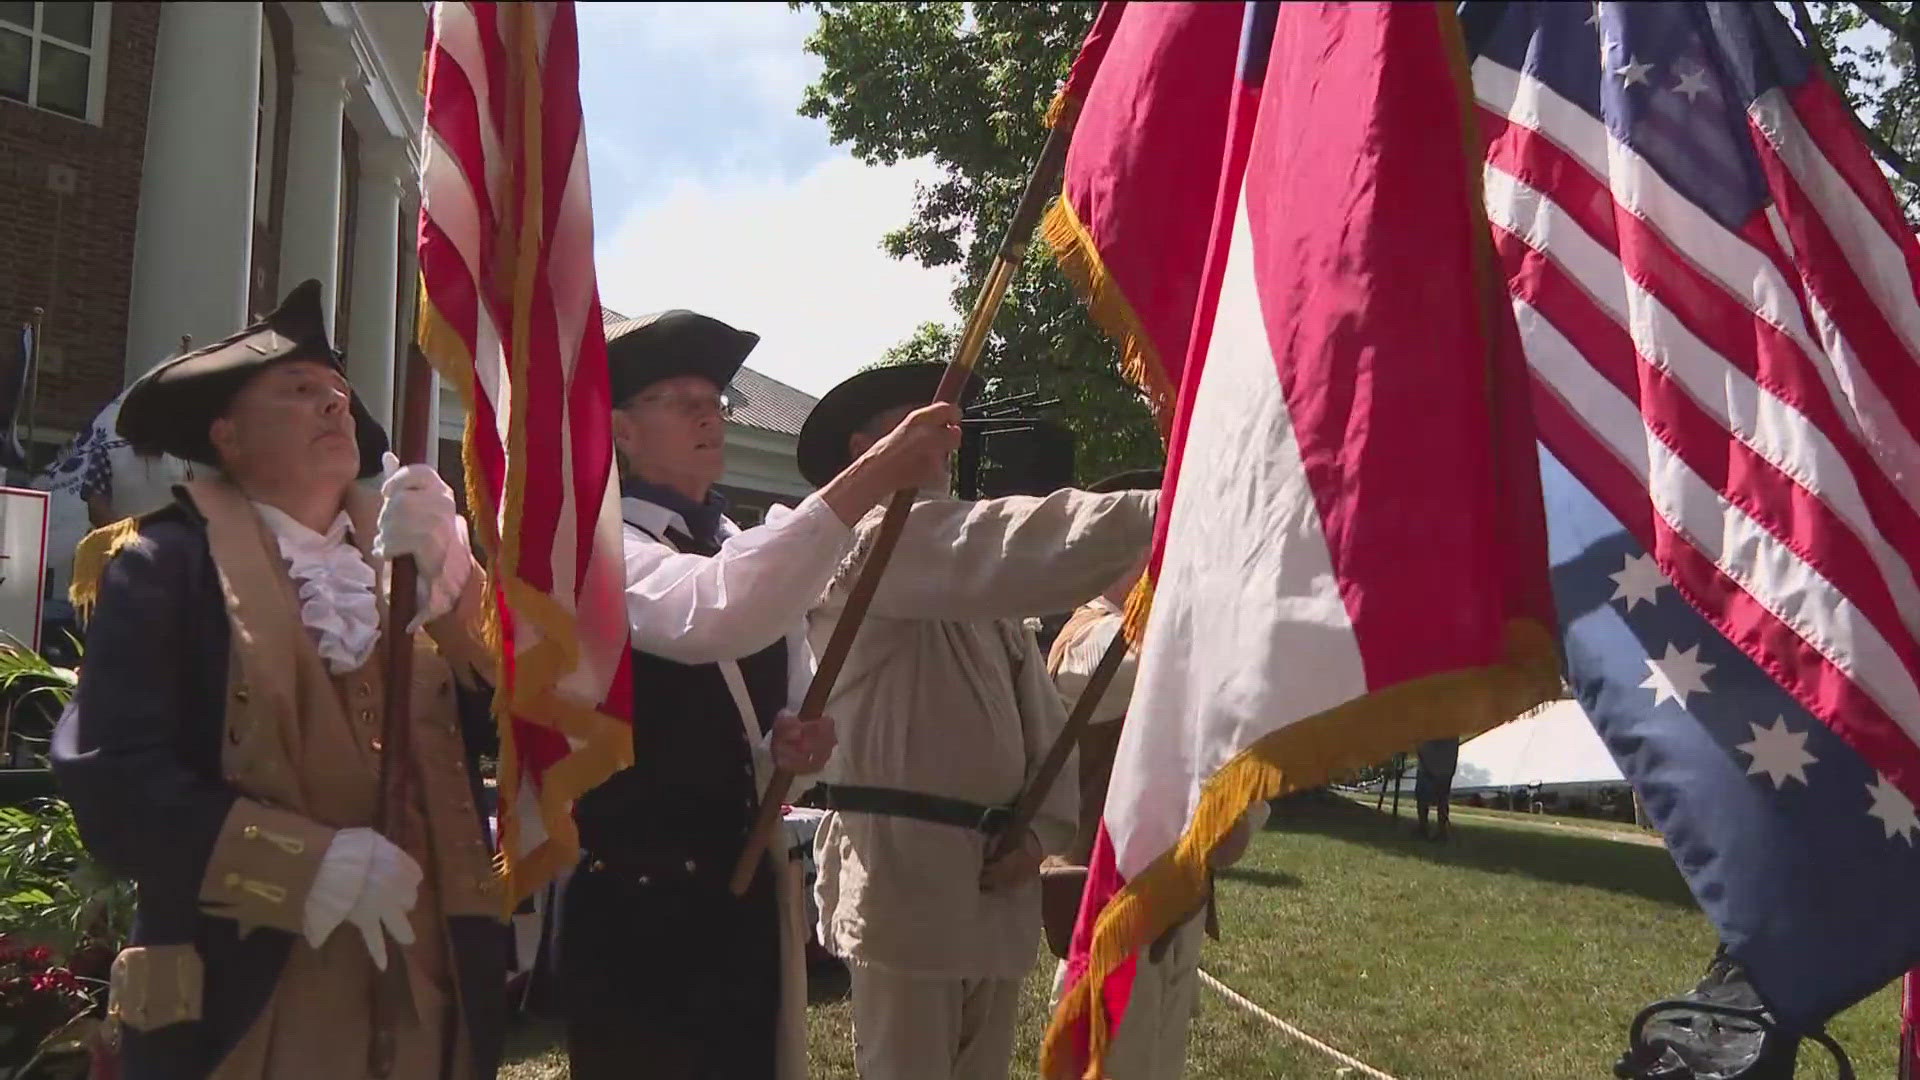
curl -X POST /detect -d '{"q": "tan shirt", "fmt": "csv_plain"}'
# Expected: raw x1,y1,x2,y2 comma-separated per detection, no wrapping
810,488,1157,979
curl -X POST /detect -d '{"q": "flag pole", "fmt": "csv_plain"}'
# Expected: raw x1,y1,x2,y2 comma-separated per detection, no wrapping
20,307,44,470
1902,968,1918,1080
728,112,1081,898
367,341,437,1078
988,630,1130,863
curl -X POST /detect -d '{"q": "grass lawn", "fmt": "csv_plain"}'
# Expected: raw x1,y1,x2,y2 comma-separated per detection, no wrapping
500,797,1898,1078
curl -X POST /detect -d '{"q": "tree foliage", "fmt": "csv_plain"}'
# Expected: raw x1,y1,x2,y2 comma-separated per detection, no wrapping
797,2,1920,483
796,2,1161,481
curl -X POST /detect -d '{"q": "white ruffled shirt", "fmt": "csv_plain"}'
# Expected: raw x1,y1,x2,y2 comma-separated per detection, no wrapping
253,502,381,674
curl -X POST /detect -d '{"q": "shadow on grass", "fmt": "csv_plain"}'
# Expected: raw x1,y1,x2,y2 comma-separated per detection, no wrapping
1215,865,1302,890
1271,798,1696,909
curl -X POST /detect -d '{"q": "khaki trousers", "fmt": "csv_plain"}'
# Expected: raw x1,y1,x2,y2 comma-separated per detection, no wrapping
1047,914,1205,1080
850,967,1022,1080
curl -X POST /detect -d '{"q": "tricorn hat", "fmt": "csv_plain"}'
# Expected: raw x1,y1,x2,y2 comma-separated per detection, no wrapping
116,279,389,479
604,309,759,407
795,362,983,489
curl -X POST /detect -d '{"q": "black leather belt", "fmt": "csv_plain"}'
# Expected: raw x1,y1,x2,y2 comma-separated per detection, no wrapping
808,783,1012,836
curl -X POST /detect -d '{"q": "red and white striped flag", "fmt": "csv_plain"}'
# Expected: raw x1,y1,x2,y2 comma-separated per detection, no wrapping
1474,0,1920,802
1045,4,1562,1075
416,1,632,903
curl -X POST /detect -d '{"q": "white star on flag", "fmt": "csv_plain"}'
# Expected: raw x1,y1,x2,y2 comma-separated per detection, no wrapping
1617,56,1654,86
1866,774,1920,845
1673,67,1712,102
1735,718,1817,789
1641,643,1713,708
1609,553,1668,611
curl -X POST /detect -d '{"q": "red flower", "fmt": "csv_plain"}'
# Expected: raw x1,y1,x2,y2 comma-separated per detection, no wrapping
25,945,52,966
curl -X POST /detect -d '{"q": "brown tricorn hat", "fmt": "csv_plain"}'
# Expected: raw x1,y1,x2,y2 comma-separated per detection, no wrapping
116,279,389,479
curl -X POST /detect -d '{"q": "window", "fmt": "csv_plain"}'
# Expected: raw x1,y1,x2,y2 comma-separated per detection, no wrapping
0,2,109,123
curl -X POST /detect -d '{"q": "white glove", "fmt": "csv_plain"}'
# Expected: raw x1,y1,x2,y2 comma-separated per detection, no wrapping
372,452,473,631
303,829,375,950
343,830,423,972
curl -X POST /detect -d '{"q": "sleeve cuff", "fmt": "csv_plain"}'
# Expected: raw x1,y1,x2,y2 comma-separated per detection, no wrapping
197,800,335,936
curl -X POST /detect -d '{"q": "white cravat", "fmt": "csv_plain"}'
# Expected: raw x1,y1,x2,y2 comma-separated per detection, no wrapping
252,502,380,674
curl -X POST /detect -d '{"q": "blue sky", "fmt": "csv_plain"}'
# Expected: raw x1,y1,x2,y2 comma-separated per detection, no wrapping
572,2,956,396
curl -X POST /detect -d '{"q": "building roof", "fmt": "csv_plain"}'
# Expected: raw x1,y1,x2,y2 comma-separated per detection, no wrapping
600,307,816,436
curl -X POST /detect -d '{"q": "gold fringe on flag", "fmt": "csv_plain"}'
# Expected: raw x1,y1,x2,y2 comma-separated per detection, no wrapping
1042,618,1563,1079
1041,192,1177,439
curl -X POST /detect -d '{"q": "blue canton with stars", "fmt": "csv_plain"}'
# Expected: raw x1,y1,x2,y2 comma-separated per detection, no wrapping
1542,446,1920,1031
1463,0,1813,234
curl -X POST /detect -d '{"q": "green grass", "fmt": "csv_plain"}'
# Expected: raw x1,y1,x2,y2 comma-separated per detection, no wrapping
500,798,1899,1078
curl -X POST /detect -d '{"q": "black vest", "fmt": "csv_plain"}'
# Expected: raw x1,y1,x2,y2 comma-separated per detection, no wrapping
572,524,790,875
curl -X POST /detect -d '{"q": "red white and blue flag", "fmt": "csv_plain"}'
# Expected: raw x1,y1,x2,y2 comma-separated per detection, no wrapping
1471,0,1920,1031
417,1,634,904
1045,4,1563,1074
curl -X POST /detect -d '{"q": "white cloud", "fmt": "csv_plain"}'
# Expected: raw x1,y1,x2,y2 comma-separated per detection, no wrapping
594,155,958,396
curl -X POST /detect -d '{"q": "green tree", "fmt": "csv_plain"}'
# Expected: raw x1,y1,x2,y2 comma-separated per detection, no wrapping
1794,2,1920,218
797,2,1920,484
797,1,1161,482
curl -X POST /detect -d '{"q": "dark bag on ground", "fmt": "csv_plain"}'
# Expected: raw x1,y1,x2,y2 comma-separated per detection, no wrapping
1613,946,1853,1080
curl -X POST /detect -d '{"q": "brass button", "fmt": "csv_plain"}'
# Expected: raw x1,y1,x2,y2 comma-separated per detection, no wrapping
370,738,383,752
227,728,242,744
233,686,250,703
224,872,240,889
590,859,606,872
242,825,260,840
684,859,697,874
636,874,651,887
357,684,371,699
358,710,374,724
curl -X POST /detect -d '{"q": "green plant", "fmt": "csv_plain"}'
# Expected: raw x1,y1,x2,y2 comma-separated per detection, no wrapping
0,637,77,770
0,799,131,963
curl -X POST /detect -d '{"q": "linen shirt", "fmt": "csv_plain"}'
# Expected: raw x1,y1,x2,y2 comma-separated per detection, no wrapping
810,488,1158,979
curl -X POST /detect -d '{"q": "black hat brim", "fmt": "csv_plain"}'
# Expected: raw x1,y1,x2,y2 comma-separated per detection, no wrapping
1086,468,1163,493
796,363,981,489
118,363,390,480
605,310,760,405
116,279,389,479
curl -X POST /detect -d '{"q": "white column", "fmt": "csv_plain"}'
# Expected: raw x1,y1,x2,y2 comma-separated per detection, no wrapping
123,2,262,382
344,137,409,431
277,27,355,334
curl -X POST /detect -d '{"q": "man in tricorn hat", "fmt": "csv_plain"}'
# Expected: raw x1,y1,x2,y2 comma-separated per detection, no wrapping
1041,468,1268,1080
797,363,1158,1080
53,280,505,1079
553,312,959,1078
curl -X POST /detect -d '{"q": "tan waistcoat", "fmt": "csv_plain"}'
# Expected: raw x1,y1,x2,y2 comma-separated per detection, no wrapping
185,479,498,1078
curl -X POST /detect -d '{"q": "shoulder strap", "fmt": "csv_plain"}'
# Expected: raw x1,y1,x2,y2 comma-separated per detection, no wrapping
634,522,771,782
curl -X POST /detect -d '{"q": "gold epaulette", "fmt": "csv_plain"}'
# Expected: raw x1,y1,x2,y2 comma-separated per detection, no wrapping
68,517,146,622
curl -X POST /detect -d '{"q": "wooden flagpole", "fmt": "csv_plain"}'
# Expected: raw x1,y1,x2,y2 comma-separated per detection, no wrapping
728,115,1081,898
367,343,437,1078
988,630,1130,862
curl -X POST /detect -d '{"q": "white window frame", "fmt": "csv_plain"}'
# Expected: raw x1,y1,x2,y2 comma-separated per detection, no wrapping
0,1,112,124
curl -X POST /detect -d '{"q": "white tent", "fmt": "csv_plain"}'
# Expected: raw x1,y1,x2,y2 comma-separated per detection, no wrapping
1451,699,1626,792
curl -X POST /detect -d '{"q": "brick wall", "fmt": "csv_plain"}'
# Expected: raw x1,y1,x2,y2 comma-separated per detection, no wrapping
0,2,161,439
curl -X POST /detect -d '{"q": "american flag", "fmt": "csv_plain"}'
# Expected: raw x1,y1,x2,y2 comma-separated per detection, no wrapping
417,0,633,903
1472,0,1920,1029
1472,1,1920,808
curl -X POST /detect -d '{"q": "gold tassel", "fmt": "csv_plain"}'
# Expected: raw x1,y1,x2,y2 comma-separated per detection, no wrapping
1041,192,1177,436
1120,573,1155,648
1045,88,1084,130
67,518,143,623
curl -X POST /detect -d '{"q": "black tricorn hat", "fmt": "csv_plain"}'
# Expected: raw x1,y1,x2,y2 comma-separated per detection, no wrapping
1086,468,1163,493
116,279,389,479
796,362,982,489
605,309,759,407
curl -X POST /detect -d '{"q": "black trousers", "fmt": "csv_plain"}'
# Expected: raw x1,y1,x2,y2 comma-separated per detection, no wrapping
558,857,782,1080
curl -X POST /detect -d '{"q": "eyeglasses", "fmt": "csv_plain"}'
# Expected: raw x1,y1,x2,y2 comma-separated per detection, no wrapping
633,389,734,420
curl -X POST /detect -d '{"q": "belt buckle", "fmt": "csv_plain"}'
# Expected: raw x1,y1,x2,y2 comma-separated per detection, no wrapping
976,805,1012,837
